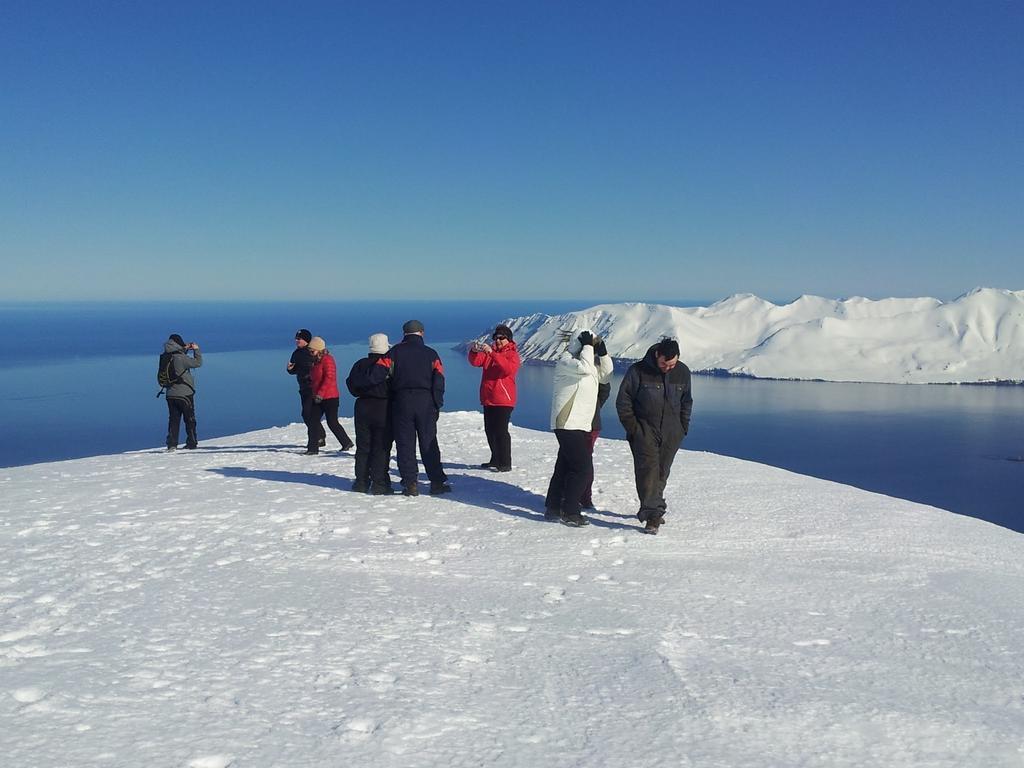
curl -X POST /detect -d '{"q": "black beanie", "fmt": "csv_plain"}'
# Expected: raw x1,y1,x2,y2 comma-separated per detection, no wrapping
169,334,185,347
295,329,312,343
493,324,513,341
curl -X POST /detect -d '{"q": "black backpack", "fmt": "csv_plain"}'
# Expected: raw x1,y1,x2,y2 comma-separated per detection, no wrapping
156,351,191,397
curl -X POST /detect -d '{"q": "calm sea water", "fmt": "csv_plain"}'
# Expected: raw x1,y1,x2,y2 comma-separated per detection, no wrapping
2,302,1022,532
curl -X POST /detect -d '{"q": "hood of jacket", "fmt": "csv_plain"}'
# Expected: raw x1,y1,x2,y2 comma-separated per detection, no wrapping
164,339,187,354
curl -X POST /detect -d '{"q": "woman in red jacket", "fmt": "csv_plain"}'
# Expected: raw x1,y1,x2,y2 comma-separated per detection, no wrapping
467,324,521,471
306,337,355,455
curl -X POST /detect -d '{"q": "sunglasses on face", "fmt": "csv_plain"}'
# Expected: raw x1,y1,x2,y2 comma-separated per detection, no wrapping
493,335,508,341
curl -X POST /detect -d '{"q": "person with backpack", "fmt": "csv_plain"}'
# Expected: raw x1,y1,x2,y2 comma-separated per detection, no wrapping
346,333,394,494
160,333,202,451
306,336,355,455
467,323,521,472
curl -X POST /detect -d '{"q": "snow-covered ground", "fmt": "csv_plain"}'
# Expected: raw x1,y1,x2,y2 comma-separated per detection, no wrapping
474,288,1024,384
3,412,1023,767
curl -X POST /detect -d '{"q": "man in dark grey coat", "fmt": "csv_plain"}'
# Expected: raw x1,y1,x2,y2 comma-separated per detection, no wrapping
163,333,203,450
615,338,692,534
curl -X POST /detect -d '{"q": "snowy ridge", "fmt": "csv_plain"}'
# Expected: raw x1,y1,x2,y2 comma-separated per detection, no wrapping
3,413,1023,767
467,288,1024,384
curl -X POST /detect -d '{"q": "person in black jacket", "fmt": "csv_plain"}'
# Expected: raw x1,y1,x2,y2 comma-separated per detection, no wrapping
615,338,693,534
286,328,326,452
346,333,395,495
378,320,451,496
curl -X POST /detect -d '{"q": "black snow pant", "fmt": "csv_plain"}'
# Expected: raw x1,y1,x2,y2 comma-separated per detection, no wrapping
166,395,198,449
392,390,447,486
483,405,514,468
544,429,593,516
354,397,393,488
629,425,684,521
308,397,352,451
301,389,327,449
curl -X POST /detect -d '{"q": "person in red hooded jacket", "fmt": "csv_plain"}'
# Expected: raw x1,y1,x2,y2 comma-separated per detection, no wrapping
306,336,355,455
467,324,521,471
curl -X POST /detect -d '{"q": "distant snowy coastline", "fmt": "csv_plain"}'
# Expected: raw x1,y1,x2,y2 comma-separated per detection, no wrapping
462,288,1024,385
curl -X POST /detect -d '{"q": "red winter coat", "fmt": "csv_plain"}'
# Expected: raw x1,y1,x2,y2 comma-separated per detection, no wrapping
310,353,340,400
468,341,521,407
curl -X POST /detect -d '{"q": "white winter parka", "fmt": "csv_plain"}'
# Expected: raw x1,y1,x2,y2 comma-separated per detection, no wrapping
549,333,615,431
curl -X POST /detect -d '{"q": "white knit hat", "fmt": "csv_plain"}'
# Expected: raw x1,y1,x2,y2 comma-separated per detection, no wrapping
308,336,326,353
369,333,389,354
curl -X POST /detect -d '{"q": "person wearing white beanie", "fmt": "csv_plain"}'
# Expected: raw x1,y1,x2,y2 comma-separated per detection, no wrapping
345,334,395,494
544,329,613,526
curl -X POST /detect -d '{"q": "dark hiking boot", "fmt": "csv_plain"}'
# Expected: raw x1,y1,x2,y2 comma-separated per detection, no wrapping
402,483,419,497
340,440,355,452
580,500,595,510
490,465,512,473
318,437,327,447
372,483,395,496
351,480,369,494
643,515,664,535
184,444,198,450
429,481,453,495
544,508,561,521
166,446,177,452
561,513,590,527
479,461,496,469
303,449,319,455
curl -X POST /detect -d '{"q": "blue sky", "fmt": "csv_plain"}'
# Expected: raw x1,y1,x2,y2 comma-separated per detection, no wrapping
1,1,1021,302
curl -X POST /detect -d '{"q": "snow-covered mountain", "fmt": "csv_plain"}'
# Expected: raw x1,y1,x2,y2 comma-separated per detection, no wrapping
467,288,1024,384
3,414,1024,767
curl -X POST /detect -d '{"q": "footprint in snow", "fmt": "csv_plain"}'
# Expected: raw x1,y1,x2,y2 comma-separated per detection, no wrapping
336,717,379,743
12,687,47,704
366,672,397,691
188,756,234,768
543,587,565,604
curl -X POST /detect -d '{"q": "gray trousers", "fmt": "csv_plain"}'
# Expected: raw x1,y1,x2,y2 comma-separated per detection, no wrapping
628,427,683,520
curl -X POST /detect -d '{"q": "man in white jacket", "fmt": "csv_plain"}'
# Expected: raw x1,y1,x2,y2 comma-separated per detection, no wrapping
544,330,614,526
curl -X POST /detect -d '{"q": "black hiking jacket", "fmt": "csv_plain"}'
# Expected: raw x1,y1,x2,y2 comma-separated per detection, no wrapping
615,344,692,442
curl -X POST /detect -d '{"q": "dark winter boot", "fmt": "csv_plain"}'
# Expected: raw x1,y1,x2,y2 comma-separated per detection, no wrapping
544,508,561,521
402,483,419,497
561,513,590,527
429,481,453,495
643,514,664,535
372,483,395,496
351,480,369,494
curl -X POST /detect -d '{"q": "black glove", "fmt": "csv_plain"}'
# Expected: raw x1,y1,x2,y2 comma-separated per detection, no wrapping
314,395,323,404
577,331,594,347
594,340,608,357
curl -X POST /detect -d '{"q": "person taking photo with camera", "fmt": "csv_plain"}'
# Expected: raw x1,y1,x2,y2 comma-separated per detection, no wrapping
467,323,520,472
544,329,613,526
162,333,202,451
